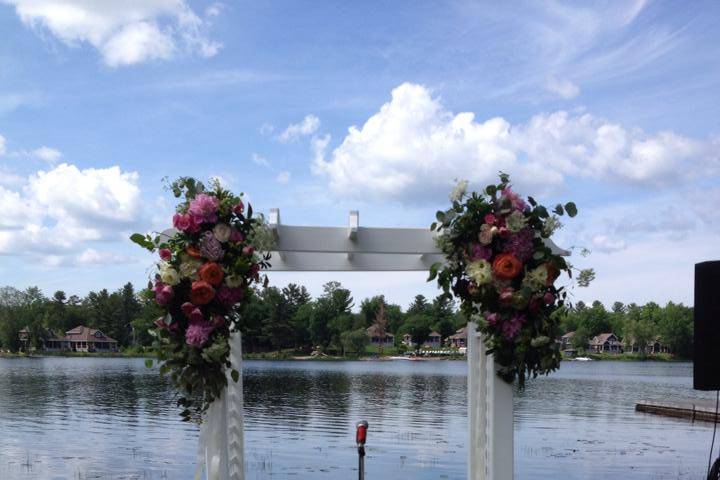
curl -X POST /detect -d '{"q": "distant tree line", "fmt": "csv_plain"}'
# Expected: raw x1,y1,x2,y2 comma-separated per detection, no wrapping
561,300,694,358
0,283,694,359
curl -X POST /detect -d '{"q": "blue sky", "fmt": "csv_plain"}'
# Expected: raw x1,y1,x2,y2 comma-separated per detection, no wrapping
0,0,718,308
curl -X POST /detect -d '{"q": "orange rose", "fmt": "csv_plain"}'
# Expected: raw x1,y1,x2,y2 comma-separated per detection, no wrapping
492,253,523,280
186,245,202,258
199,262,224,286
190,280,215,305
544,263,560,286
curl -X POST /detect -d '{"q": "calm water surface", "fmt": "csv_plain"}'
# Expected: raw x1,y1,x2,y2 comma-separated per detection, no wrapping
0,357,714,479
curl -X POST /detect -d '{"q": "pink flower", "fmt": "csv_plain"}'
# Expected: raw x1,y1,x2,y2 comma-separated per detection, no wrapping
502,314,525,340
232,201,244,215
500,188,527,212
485,312,499,326
155,284,174,306
173,213,200,233
242,245,254,256
159,248,172,261
189,307,204,323
188,194,220,224
499,287,514,305
185,320,214,348
229,229,244,243
181,302,195,317
484,213,497,225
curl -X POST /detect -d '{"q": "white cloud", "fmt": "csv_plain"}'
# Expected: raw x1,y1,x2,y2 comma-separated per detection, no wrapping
76,248,134,267
0,163,143,261
314,83,719,202
545,76,580,99
259,123,275,136
276,170,291,184
0,134,6,155
279,115,320,142
4,0,221,67
32,146,61,163
251,153,270,167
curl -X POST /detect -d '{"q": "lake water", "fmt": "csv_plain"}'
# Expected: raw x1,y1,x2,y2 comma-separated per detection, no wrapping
0,357,715,479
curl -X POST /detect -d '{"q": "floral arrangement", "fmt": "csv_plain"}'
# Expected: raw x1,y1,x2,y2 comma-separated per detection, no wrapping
131,178,270,421
429,173,591,385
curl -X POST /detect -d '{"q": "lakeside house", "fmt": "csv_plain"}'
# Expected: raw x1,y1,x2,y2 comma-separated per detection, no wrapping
45,326,119,353
366,324,395,347
447,327,467,348
587,333,622,354
559,331,577,356
422,331,442,348
366,300,395,347
624,336,670,354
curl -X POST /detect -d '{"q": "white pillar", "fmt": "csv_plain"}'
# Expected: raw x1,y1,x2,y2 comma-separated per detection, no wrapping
227,331,245,480
467,322,514,480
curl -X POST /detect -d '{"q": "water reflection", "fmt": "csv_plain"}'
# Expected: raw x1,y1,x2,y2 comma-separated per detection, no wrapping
0,357,714,479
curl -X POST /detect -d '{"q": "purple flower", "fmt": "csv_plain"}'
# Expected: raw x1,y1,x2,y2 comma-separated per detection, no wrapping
485,312,499,326
502,228,534,262
159,248,172,261
199,231,224,261
229,229,244,243
501,314,525,340
469,243,492,261
185,320,214,348
501,188,527,212
217,286,244,307
188,194,220,224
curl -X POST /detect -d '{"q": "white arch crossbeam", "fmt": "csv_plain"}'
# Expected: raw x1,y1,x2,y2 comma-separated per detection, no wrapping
266,208,567,272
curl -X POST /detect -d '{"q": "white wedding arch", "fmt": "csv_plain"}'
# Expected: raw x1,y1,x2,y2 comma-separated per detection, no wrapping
196,209,569,480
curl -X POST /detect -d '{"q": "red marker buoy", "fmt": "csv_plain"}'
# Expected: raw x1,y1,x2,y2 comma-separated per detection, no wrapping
356,420,368,480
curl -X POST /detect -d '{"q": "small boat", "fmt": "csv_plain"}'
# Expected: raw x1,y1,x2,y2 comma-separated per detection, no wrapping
388,356,412,361
574,356,593,362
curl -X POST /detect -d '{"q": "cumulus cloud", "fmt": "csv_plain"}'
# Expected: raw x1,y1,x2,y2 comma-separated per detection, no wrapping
313,83,718,202
3,0,221,67
0,162,143,264
279,115,320,142
32,146,61,163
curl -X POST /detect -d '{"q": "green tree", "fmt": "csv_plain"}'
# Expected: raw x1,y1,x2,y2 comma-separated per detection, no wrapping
340,328,369,356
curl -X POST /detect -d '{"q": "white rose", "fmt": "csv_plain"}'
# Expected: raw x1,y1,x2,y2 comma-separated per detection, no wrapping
467,260,492,285
160,266,181,286
449,180,468,202
179,258,202,279
213,223,232,243
225,274,243,288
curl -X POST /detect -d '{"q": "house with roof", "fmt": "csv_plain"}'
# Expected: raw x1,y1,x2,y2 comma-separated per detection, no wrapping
366,324,395,347
558,331,577,356
422,331,442,348
624,336,670,355
447,327,468,348
587,333,622,354
44,326,119,353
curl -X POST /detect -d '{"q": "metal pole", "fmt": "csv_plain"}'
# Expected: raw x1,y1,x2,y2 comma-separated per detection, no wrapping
356,420,368,480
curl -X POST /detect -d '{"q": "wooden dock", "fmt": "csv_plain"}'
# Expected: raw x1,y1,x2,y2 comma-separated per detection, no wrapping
636,399,719,423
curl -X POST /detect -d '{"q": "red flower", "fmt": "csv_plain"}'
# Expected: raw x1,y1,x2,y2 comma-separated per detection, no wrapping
186,245,202,259
198,262,224,286
492,253,523,280
190,281,215,305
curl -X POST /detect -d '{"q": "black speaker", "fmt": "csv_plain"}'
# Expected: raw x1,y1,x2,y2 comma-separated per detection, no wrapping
694,260,720,391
